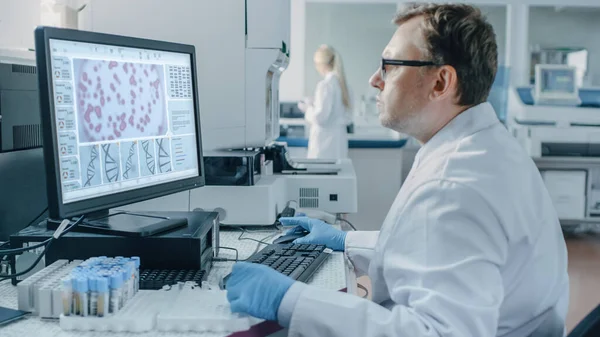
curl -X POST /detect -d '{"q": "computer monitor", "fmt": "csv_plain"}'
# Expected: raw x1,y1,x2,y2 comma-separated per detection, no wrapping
534,64,580,106
34,26,204,235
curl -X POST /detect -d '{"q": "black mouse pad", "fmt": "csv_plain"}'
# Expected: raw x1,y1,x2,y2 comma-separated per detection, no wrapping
0,306,29,326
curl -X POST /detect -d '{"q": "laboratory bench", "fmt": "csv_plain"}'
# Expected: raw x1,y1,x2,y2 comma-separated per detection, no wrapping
279,122,411,231
0,226,355,337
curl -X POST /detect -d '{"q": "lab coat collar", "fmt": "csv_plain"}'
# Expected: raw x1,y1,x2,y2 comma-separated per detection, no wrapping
324,71,336,80
414,102,499,168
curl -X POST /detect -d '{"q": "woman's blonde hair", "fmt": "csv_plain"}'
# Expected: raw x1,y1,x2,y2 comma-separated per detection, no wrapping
314,44,351,110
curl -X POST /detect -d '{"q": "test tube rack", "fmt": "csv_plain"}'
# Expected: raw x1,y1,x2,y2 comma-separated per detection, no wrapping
17,259,83,318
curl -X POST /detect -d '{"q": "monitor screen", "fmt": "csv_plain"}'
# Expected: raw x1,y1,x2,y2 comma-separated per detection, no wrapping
49,39,199,204
541,68,576,94
36,27,204,219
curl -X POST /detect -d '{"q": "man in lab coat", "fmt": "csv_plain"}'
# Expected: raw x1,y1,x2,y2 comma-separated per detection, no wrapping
225,3,570,336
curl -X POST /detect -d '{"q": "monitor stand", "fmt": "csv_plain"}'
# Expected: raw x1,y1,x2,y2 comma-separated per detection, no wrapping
46,209,188,237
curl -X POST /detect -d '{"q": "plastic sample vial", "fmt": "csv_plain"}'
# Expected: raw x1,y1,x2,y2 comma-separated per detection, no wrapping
126,262,135,300
71,277,81,316
61,277,72,316
132,257,140,293
109,273,122,314
120,268,129,306
77,277,89,317
96,277,109,317
89,277,98,316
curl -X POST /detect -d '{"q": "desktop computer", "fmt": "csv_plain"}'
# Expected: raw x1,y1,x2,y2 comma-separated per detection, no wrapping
34,26,205,236
7,25,329,290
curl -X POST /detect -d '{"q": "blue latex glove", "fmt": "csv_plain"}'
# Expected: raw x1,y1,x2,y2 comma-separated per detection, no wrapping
226,262,294,321
278,217,347,251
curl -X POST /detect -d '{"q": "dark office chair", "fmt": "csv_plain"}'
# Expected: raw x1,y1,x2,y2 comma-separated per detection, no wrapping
568,304,600,337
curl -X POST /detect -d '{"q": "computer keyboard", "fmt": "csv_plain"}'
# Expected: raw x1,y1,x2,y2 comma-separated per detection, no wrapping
221,243,330,288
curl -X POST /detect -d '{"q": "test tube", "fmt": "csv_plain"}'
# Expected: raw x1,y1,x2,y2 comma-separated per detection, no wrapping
126,262,135,300
120,268,129,306
89,277,98,316
61,277,72,316
77,277,89,317
71,277,81,316
97,277,109,317
109,273,122,314
132,257,140,293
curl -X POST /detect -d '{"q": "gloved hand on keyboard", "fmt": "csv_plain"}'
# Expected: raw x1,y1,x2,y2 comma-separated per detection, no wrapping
278,217,347,251
226,262,294,321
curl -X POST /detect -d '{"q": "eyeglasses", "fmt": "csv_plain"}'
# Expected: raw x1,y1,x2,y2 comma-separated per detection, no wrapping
380,58,439,80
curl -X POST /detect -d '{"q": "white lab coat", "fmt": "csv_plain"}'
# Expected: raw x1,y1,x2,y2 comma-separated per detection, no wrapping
279,102,570,337
304,72,350,159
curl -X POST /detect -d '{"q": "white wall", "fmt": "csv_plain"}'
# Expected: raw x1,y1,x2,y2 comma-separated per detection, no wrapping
304,2,397,111
0,0,41,50
529,6,600,86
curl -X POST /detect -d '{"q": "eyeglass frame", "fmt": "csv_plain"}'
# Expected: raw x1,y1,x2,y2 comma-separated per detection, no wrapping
380,58,441,80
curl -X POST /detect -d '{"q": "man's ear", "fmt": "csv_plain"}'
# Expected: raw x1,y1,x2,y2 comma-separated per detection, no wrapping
430,65,458,102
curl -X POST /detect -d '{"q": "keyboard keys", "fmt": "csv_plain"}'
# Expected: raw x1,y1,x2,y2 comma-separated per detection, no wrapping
245,243,328,283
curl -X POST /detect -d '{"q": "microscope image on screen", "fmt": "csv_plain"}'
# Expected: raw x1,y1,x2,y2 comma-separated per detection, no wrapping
73,59,168,143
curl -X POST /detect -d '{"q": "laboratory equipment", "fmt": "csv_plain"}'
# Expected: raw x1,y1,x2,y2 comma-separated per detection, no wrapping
17,259,83,318
0,59,41,151
507,71,600,158
0,147,47,241
220,243,331,289
203,150,264,186
190,161,358,226
529,47,588,87
0,57,48,241
9,211,219,284
34,26,205,236
533,64,581,106
541,170,587,219
139,269,206,290
190,175,288,226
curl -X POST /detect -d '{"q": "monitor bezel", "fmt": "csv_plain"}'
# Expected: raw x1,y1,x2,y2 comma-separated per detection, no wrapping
35,26,205,220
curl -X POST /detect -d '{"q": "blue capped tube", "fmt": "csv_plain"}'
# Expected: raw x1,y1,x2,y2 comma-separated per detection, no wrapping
61,277,72,316
96,277,109,317
76,277,89,317
109,273,122,314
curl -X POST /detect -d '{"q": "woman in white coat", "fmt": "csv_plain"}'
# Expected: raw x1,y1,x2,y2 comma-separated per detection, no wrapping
299,45,352,160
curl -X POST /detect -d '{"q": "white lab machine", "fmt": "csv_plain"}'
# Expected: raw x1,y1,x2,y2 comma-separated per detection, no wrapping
533,64,581,107
540,170,587,219
508,65,600,158
507,64,600,224
81,0,357,226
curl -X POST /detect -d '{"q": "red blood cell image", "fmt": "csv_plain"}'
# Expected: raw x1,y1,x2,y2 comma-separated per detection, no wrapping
74,59,167,143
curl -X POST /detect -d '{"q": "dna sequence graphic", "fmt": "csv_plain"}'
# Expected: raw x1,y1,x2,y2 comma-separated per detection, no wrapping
84,146,98,187
157,138,171,173
101,144,119,182
141,140,155,175
123,142,136,180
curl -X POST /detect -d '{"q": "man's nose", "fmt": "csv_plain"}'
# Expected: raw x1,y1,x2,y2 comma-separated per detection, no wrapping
369,69,384,90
